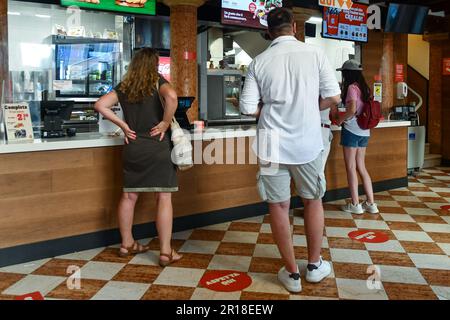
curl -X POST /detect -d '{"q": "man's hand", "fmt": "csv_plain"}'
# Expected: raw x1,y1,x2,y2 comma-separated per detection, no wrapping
150,121,170,141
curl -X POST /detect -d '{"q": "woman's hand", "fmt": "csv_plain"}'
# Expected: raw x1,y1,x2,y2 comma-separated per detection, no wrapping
150,121,170,141
121,124,137,144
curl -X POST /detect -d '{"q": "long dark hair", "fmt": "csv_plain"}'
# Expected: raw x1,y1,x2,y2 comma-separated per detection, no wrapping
341,70,371,103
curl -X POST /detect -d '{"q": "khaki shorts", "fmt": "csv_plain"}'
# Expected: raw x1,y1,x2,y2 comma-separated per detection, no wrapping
257,153,326,203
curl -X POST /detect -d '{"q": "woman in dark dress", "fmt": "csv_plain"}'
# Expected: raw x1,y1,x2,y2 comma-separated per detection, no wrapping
95,48,182,267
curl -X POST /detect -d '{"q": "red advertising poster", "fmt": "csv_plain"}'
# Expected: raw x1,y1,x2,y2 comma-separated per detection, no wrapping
443,58,450,76
323,3,368,42
158,56,171,82
395,64,405,82
221,0,283,29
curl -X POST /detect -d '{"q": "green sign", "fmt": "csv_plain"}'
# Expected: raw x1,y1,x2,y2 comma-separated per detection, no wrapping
61,0,156,16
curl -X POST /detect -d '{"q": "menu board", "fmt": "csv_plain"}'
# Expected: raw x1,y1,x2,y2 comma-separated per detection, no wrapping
221,0,283,29
322,3,368,43
2,103,34,143
61,0,156,16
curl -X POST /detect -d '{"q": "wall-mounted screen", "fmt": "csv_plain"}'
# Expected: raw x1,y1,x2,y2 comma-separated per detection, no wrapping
385,3,429,34
322,3,368,43
61,0,156,16
221,0,283,29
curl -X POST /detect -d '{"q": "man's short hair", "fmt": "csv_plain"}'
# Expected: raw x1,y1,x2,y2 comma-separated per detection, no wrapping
267,8,294,35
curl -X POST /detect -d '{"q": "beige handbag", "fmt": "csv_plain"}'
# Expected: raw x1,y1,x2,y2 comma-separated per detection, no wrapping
156,81,194,171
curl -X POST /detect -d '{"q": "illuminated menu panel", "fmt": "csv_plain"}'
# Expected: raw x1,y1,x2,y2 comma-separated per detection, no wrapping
322,3,368,43
61,0,156,16
221,0,283,29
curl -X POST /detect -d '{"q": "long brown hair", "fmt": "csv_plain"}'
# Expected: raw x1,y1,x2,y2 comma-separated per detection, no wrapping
341,70,371,103
118,48,160,103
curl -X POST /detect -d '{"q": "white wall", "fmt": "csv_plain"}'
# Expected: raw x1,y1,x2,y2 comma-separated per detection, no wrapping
8,0,118,71
408,34,430,80
305,20,355,82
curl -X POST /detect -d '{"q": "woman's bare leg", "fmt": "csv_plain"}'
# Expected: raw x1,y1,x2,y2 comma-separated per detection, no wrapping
356,147,375,204
343,147,360,204
155,192,180,261
118,192,139,252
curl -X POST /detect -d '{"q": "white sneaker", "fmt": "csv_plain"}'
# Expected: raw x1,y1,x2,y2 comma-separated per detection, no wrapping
362,201,379,214
278,266,302,293
305,258,332,283
341,202,364,214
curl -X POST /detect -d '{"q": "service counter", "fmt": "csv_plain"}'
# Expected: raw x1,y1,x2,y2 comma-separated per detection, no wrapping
0,121,410,266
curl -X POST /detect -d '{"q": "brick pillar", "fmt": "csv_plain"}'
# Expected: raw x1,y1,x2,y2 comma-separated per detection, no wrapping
163,0,205,123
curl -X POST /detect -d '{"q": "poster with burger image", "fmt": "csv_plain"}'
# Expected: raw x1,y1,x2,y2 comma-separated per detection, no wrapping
222,0,283,29
60,0,156,16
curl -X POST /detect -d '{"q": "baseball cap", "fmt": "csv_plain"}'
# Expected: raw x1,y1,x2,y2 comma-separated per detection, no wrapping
336,59,363,71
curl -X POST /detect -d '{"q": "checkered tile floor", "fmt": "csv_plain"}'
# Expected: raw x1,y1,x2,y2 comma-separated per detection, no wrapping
1,168,450,300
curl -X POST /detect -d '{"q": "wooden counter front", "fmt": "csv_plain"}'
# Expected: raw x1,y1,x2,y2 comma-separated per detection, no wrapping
0,126,407,251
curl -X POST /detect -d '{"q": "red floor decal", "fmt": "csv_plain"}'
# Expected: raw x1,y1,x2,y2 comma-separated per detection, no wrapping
199,270,252,292
15,291,44,300
348,230,389,243
441,205,450,211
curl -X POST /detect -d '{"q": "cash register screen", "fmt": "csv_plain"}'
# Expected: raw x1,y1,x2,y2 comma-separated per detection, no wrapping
177,97,195,110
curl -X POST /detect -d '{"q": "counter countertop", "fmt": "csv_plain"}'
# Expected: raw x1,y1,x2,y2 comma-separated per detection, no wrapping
0,120,411,154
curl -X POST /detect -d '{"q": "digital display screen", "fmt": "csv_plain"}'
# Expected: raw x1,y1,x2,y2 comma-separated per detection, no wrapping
385,4,429,34
61,0,156,16
221,0,283,29
322,3,368,43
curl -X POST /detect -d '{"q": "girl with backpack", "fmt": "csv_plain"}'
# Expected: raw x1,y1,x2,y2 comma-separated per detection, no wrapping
335,60,379,215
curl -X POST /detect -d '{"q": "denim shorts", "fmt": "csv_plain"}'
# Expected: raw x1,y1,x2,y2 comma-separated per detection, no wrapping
340,127,369,148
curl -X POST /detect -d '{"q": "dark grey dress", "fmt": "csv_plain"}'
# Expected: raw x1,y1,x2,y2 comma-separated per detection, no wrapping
115,76,178,193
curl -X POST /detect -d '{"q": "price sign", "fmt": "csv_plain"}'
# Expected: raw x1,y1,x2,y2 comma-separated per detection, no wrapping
2,103,34,143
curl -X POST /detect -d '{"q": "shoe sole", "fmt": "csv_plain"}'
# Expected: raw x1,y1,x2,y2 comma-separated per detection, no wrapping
277,274,302,293
305,266,332,283
342,208,364,215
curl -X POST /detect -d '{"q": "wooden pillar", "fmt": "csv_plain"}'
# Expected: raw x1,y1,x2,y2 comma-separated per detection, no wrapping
163,0,204,123
393,33,408,105
0,0,9,102
428,41,443,155
381,33,394,114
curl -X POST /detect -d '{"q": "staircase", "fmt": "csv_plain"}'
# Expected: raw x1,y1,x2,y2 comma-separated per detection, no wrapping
423,143,442,168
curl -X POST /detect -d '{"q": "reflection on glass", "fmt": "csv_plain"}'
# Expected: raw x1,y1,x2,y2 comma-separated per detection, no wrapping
56,41,121,97
224,75,241,118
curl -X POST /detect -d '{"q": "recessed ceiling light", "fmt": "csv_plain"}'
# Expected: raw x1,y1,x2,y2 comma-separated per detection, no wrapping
35,14,51,19
7,12,21,16
307,17,323,24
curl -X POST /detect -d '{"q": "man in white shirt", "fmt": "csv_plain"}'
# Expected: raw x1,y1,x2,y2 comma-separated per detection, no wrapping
240,8,341,293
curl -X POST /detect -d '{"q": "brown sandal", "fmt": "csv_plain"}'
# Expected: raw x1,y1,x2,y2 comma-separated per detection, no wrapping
159,249,183,267
118,241,150,258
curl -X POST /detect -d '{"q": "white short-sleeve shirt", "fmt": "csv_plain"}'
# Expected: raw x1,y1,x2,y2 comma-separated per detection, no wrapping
240,35,341,165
